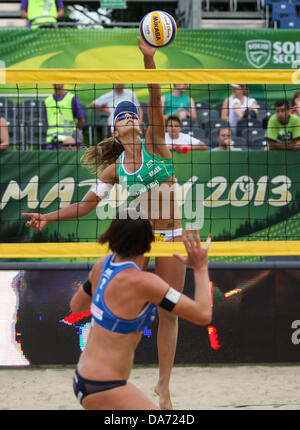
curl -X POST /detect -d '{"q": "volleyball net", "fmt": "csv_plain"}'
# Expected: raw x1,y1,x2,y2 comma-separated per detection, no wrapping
1,68,300,259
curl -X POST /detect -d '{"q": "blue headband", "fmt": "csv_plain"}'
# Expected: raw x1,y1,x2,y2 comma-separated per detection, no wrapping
113,101,138,124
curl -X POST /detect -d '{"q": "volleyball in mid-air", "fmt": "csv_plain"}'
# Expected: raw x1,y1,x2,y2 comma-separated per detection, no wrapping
139,11,177,48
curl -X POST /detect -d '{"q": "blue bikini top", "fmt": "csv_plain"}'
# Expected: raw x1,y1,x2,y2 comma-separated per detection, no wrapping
91,254,157,334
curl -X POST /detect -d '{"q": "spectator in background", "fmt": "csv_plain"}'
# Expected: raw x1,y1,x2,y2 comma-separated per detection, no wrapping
0,117,9,152
90,84,143,127
212,128,241,151
165,115,207,152
266,99,300,150
21,0,64,29
44,84,85,150
60,137,78,150
290,92,300,117
162,84,197,121
221,84,258,133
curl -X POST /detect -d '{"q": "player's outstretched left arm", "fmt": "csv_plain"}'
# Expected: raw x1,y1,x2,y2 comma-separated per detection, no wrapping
22,163,117,232
22,192,100,231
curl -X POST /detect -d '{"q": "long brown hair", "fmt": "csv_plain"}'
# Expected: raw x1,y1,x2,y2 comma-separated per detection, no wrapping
81,137,124,177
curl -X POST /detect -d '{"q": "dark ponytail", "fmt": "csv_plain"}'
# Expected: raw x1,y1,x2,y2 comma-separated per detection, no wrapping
98,208,154,258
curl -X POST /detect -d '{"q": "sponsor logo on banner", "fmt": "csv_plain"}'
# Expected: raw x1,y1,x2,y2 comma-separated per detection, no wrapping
246,39,300,68
246,40,272,68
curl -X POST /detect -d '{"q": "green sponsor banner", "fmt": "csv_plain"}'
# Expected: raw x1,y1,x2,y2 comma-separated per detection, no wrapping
0,28,299,70
0,28,299,108
1,151,300,245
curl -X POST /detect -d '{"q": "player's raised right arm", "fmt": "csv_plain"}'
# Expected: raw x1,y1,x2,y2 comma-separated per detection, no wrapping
137,36,170,159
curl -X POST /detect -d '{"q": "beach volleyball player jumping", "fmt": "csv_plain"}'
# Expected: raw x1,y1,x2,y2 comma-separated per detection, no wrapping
23,37,187,410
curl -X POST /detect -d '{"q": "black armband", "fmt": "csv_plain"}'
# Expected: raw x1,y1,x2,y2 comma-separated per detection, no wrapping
82,279,92,296
159,287,181,312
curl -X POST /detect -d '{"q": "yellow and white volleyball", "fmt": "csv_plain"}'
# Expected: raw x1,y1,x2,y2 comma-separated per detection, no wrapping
139,11,177,48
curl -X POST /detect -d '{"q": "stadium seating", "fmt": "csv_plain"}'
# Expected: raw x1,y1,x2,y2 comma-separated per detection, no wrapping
0,98,24,149
264,0,289,5
232,136,247,149
236,117,263,136
255,101,274,128
215,101,224,117
195,101,211,110
205,128,219,147
0,98,15,118
25,123,47,150
88,109,109,145
198,110,220,128
20,99,47,149
181,118,199,129
251,137,269,150
278,16,300,27
241,127,266,142
256,101,272,111
195,101,217,127
206,119,230,137
0,96,95,149
258,110,273,128
181,126,206,141
21,99,45,123
0,94,277,151
272,1,297,19
263,0,291,27
271,1,297,27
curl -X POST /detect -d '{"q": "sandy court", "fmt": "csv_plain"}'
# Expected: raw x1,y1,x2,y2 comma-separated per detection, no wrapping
0,364,300,410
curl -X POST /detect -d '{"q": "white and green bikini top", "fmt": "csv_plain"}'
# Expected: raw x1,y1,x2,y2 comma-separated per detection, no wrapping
117,139,175,196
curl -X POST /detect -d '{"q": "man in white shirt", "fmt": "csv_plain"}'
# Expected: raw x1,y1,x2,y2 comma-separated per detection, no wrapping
90,84,143,126
165,115,207,152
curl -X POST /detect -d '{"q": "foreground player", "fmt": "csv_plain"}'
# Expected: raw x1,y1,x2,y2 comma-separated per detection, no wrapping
23,37,185,409
71,209,211,410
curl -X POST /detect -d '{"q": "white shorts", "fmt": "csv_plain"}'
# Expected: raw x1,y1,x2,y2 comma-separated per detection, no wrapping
153,228,183,242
